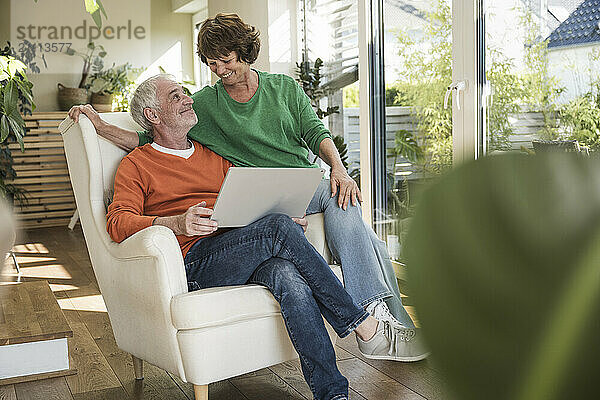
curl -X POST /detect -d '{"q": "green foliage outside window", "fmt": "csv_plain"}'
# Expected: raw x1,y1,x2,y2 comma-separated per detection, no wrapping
517,7,564,140
560,91,600,151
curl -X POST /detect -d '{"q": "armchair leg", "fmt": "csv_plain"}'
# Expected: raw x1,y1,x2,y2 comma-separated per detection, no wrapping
132,355,143,380
194,384,208,400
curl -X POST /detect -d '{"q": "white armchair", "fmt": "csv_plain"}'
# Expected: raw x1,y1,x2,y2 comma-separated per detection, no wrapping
59,112,339,400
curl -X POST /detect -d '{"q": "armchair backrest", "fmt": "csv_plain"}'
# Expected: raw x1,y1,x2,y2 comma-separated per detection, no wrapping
60,113,188,378
60,113,143,261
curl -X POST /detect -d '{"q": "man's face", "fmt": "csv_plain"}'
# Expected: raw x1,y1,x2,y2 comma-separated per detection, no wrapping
154,79,197,131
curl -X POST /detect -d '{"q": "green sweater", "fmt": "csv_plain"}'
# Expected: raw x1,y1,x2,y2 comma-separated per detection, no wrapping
139,70,331,168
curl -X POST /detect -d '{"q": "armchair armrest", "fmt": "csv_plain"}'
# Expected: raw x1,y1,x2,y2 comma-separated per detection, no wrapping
104,224,188,297
108,224,180,259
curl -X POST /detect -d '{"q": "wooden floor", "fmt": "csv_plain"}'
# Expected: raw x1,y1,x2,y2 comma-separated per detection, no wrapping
1,226,448,400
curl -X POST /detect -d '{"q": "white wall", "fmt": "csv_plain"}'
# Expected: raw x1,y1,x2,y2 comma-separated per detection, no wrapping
267,0,298,76
1,0,302,109
2,0,194,111
548,44,600,103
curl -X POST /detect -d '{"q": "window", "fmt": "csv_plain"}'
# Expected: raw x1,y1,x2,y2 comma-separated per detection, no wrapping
360,0,482,264
300,0,361,175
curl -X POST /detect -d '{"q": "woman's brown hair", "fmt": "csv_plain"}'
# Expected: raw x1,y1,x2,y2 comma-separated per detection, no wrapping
197,13,261,65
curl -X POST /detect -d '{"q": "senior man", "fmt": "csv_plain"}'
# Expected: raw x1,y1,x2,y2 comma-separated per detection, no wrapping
104,74,427,400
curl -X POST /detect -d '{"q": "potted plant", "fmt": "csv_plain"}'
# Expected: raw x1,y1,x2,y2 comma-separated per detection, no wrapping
57,42,106,110
1,48,34,263
88,63,133,112
1,47,35,205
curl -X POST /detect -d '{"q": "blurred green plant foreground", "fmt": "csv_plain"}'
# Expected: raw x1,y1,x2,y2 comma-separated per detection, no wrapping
406,152,600,400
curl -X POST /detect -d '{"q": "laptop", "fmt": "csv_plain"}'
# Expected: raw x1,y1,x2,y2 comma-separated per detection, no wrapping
211,167,325,227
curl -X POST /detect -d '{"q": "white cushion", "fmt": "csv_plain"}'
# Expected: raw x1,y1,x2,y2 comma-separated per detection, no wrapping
171,265,343,331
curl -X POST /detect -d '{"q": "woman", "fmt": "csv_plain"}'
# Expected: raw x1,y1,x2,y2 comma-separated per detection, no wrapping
68,13,427,363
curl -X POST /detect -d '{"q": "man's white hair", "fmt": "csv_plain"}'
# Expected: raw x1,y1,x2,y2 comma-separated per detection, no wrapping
130,74,178,133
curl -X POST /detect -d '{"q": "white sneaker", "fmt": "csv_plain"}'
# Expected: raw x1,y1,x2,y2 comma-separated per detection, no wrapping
366,300,404,329
357,321,430,362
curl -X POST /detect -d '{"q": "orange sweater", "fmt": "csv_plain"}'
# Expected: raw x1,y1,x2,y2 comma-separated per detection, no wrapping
106,142,232,256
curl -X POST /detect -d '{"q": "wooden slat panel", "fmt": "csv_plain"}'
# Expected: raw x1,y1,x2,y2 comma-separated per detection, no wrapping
25,129,63,136
9,176,70,185
16,182,72,192
16,203,76,213
10,148,66,157
14,168,70,177
8,142,65,150
23,112,67,120
19,218,74,229
16,210,76,220
19,190,73,199
12,155,67,164
16,196,75,206
13,162,68,171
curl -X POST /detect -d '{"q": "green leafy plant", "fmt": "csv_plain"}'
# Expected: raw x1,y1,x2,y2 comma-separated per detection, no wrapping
0,49,35,203
518,7,564,139
88,63,134,95
559,90,600,151
111,66,144,112
296,58,340,119
2,40,47,75
65,42,107,89
406,153,600,400
394,1,453,173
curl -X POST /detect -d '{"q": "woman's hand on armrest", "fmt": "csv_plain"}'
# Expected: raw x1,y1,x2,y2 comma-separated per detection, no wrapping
68,104,139,151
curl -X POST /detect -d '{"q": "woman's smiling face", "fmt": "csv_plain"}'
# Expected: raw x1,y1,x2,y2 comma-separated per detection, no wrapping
205,51,251,85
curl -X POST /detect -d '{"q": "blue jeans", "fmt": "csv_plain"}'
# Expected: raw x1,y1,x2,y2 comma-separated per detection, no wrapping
306,179,415,328
184,214,368,400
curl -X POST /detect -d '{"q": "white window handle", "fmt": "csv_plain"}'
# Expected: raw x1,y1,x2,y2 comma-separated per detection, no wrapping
444,81,467,110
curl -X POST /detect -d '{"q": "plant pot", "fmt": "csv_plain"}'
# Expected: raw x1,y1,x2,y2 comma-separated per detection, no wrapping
91,92,114,112
57,83,89,111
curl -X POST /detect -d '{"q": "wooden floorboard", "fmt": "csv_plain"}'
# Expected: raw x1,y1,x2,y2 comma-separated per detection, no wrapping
230,371,308,399
0,385,17,400
338,358,426,400
336,335,448,400
1,226,448,400
14,377,74,400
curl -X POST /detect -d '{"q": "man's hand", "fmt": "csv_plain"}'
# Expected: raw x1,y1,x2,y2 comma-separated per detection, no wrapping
68,104,104,126
330,167,362,210
67,104,139,151
155,201,218,236
291,215,308,233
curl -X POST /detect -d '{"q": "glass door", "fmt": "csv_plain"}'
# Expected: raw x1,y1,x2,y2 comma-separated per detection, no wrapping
362,0,457,264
